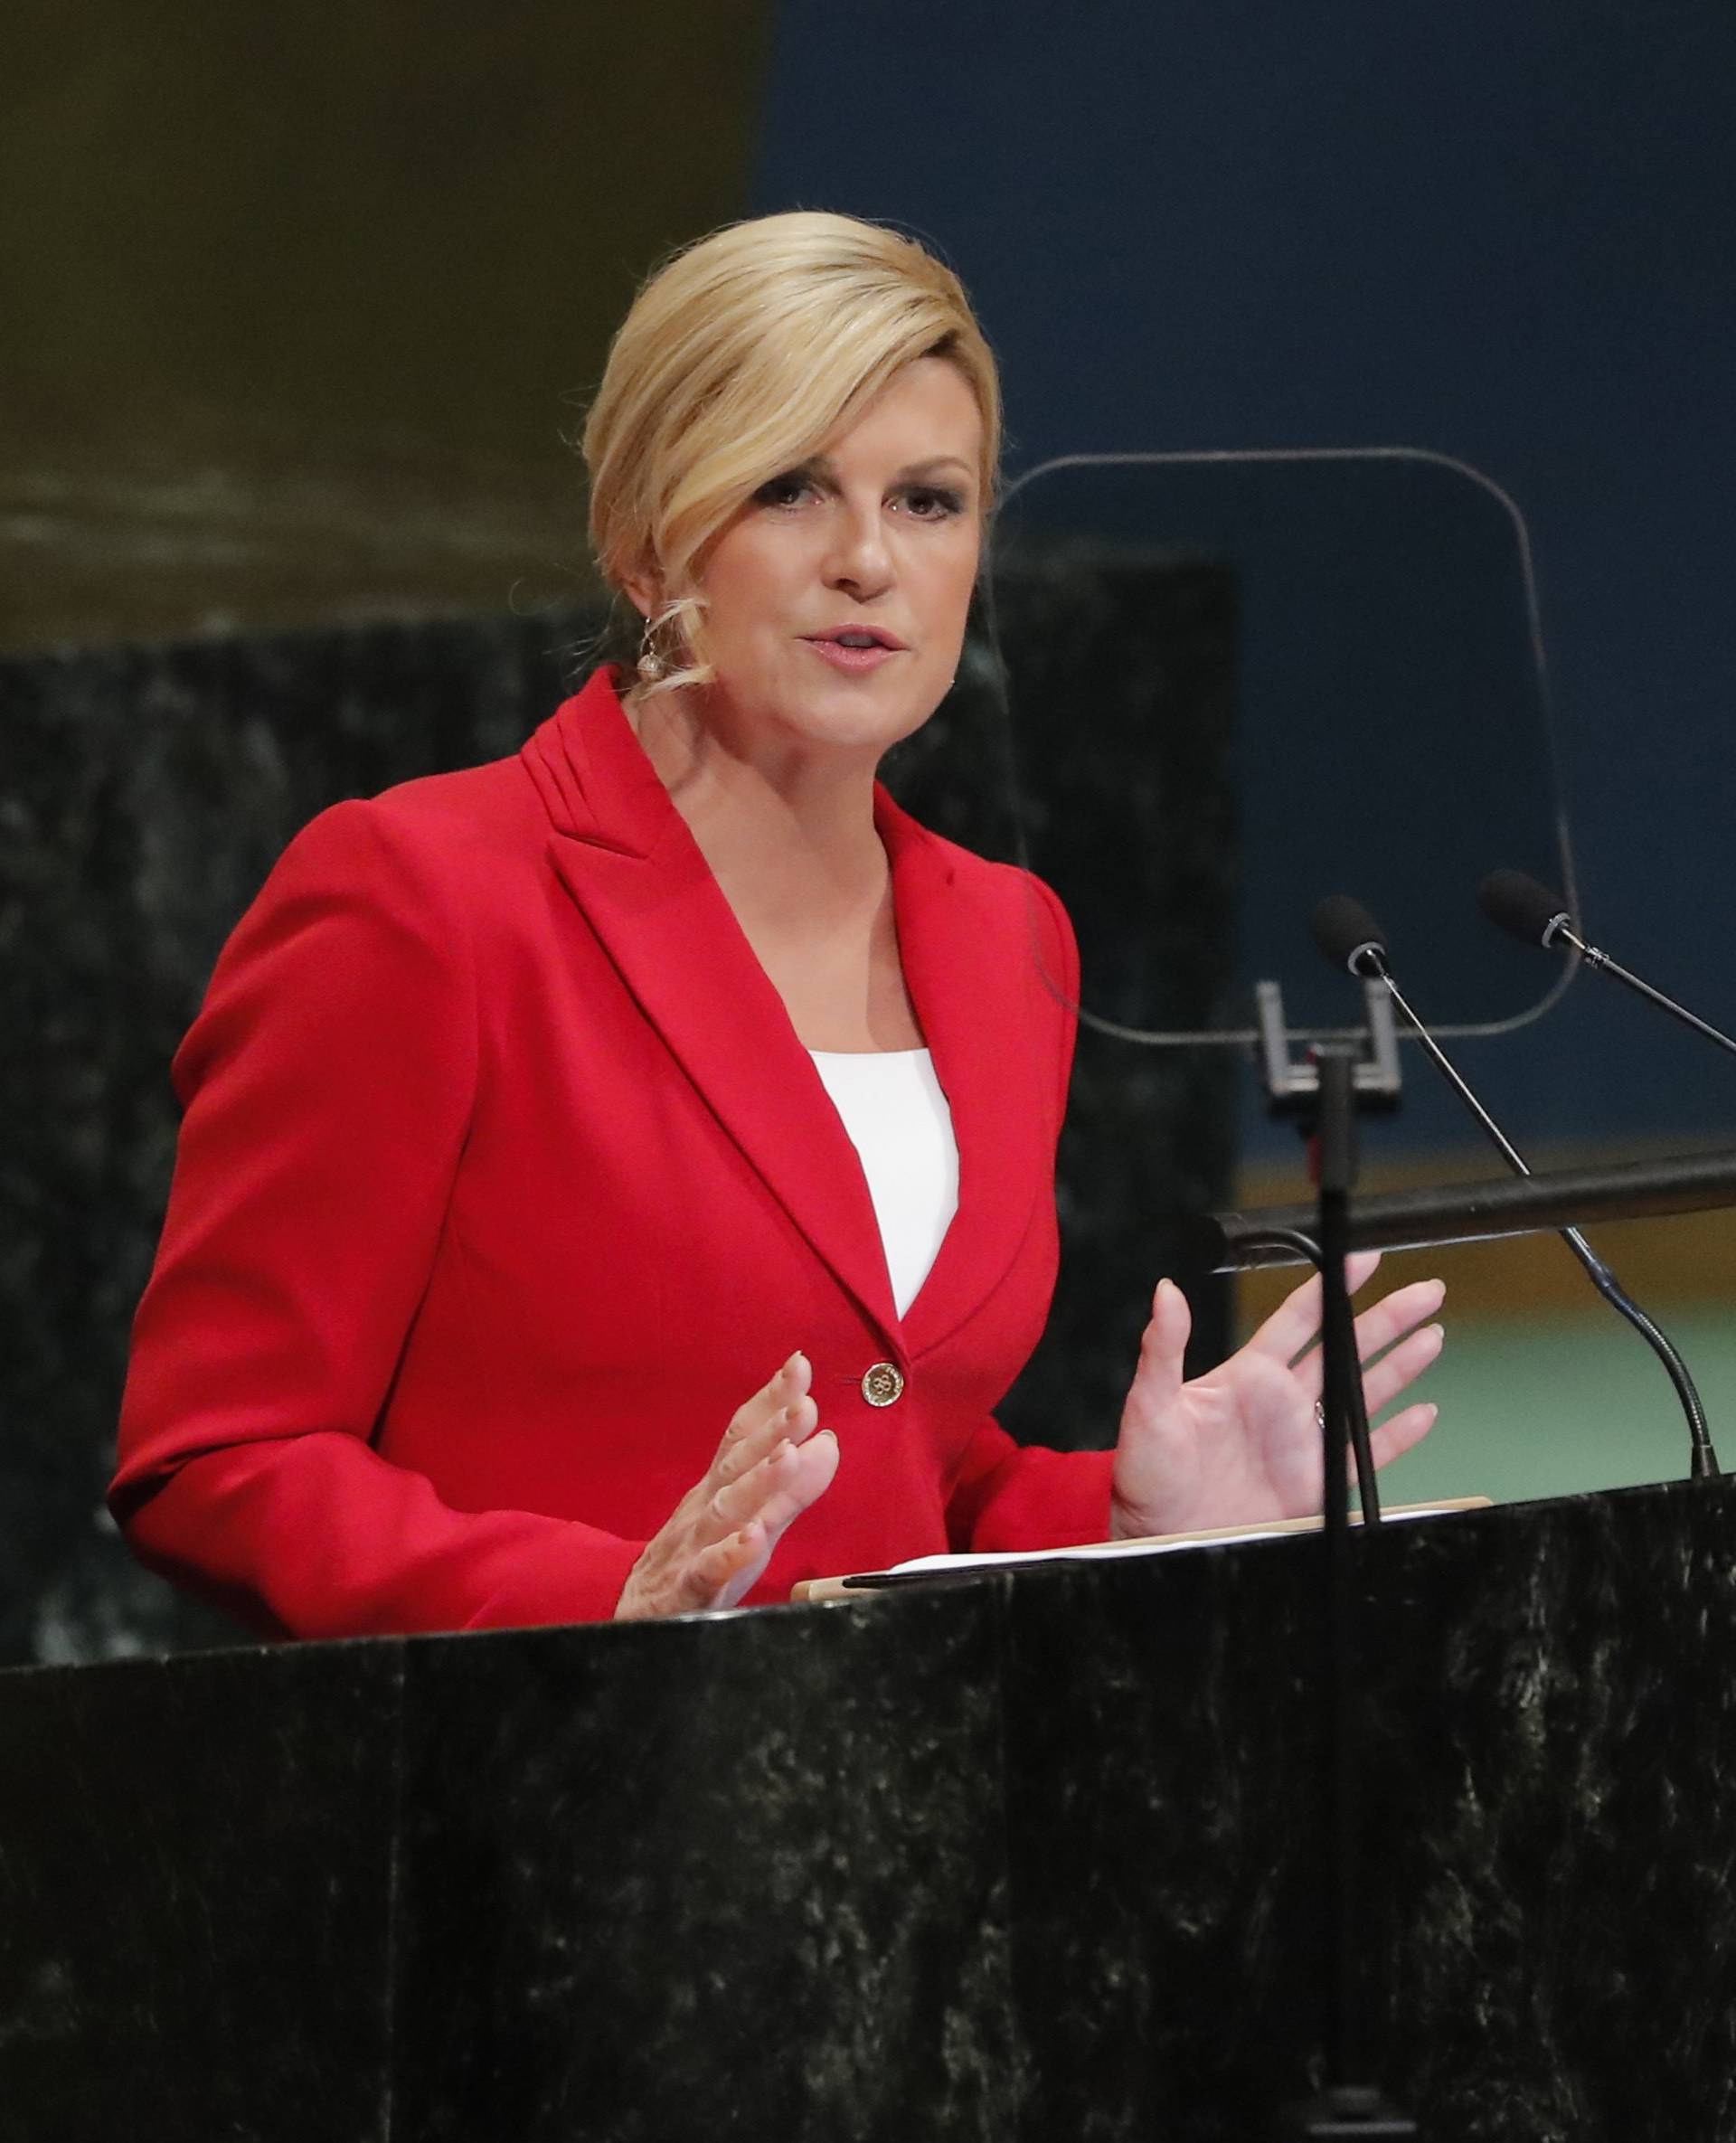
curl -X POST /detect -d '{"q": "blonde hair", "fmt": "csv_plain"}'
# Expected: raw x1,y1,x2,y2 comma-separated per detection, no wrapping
582,211,1000,693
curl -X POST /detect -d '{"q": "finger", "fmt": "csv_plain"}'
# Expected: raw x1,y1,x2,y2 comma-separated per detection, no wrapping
1294,1279,1447,1399
712,1351,812,1473
1356,1321,1444,1417
1242,1251,1385,1364
737,1428,842,1544
1353,1277,1446,1361
654,1430,841,1617
677,1520,767,1612
1123,1279,1191,1425
1367,1400,1439,1472
713,1387,821,1487
620,1518,762,1619
707,1424,839,1542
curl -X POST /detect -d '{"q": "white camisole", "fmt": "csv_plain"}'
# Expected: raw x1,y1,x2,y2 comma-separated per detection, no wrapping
808,1048,960,1319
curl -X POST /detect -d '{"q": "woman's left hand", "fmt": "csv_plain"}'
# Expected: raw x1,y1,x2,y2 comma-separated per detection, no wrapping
1109,1253,1445,1540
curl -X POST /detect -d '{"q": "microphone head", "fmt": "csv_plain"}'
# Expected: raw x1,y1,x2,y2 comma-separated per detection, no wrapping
1310,895,1390,977
1478,868,1571,948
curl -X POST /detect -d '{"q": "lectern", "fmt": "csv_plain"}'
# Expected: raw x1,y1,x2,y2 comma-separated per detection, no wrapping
3,1479,1732,2140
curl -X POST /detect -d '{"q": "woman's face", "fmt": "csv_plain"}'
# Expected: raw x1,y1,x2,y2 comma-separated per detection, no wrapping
676,355,985,766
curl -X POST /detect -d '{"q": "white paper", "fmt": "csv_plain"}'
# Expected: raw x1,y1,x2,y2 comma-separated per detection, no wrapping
888,1534,1287,1575
887,1499,1471,1577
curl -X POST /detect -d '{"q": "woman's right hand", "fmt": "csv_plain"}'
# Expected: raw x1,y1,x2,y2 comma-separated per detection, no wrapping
614,1351,840,1619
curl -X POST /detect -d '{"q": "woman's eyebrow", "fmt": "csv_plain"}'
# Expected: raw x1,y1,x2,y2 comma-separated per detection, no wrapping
793,454,976,482
896,456,976,480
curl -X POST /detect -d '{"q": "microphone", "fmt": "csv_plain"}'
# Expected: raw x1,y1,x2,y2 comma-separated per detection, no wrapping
1479,868,1736,1061
1310,895,1390,981
1310,895,1722,1481
1477,867,1572,949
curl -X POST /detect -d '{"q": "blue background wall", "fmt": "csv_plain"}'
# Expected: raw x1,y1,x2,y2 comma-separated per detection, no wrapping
753,1,1736,1159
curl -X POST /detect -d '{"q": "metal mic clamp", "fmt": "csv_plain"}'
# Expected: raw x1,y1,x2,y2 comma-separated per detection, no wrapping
1256,978,1403,1118
1251,978,1403,1527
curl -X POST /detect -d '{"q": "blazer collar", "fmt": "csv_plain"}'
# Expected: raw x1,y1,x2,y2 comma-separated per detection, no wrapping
522,671,1054,1360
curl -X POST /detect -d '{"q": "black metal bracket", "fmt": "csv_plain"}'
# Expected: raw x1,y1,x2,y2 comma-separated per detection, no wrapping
1256,978,1403,1118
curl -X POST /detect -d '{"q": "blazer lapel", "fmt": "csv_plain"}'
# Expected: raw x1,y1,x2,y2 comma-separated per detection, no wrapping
876,790,1058,1360
522,673,902,1345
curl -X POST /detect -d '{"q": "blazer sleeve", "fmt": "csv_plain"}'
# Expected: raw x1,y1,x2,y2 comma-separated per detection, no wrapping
944,869,1119,1553
110,798,644,1638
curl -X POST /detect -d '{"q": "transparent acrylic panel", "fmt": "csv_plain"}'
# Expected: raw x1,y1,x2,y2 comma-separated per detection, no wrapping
987,450,1575,1042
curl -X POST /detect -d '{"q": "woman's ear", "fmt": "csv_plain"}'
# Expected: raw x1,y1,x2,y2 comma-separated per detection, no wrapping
619,569,660,620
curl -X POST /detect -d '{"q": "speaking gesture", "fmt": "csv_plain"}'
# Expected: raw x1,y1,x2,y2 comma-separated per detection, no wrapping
615,1351,840,1619
1109,1254,1445,1541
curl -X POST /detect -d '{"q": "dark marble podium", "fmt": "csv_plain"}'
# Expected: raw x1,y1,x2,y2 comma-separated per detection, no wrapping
3,1479,1732,2141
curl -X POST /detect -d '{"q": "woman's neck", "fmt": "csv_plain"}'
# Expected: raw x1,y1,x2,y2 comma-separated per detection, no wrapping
629,686,888,937
627,684,922,1051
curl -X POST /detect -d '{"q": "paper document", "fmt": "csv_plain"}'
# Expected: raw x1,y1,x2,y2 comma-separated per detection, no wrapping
788,1498,1491,1603
889,1496,1486,1575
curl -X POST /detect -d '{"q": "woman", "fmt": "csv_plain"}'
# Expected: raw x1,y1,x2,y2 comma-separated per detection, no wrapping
111,212,1444,1637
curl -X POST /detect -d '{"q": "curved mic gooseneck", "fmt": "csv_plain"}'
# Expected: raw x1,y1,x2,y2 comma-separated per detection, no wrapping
1310,896,1722,1482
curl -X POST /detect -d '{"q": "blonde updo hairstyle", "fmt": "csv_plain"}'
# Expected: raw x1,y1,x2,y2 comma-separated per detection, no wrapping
583,211,1001,696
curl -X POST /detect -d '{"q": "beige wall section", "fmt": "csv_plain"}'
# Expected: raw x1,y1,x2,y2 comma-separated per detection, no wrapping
1,2,772,651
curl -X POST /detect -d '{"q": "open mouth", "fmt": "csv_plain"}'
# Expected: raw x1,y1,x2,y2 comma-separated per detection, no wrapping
806,628,906,649
802,629,906,671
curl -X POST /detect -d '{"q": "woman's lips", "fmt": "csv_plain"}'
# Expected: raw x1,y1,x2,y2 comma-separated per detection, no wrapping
801,637,903,673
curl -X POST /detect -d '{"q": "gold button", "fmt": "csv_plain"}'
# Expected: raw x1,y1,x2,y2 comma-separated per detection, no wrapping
861,1361,905,1408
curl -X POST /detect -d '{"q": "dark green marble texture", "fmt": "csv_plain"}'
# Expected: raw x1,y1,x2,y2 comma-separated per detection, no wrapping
0,567,1236,1666
0,1481,1731,2138
392,1596,1018,2141
0,1637,401,2142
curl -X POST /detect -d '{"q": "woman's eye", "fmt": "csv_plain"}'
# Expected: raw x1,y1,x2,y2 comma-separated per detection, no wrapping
752,472,815,509
900,486,967,520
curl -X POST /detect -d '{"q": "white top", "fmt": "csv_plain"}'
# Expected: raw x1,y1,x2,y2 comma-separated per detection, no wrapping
808,1047,960,1319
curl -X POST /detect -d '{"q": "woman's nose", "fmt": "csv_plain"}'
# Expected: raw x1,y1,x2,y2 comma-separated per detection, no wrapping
823,505,892,597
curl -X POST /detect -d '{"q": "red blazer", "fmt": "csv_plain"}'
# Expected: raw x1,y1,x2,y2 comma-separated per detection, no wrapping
111,668,1117,1638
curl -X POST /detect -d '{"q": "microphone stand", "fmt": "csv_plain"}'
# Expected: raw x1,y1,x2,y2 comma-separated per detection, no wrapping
1256,987,1415,2133
1543,915,1736,1062
1277,1046,1419,2139
1365,962,1722,1484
